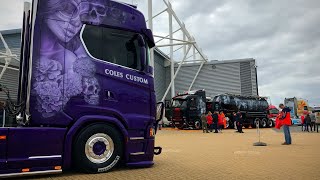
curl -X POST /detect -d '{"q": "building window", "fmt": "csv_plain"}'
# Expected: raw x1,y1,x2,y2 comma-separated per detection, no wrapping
82,24,141,70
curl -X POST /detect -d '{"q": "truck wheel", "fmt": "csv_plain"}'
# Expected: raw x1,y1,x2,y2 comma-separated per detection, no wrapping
267,119,274,127
252,118,260,128
261,118,268,128
194,120,201,130
73,124,123,173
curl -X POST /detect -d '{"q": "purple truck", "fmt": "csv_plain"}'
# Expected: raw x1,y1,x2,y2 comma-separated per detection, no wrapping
0,0,164,178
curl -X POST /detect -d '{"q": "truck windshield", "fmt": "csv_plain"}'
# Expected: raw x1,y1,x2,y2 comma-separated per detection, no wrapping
269,108,279,114
82,25,142,70
172,99,187,108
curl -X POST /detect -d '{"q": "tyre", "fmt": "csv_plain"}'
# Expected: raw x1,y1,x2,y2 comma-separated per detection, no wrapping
252,118,260,128
194,120,201,130
73,123,123,173
267,119,274,127
261,118,268,128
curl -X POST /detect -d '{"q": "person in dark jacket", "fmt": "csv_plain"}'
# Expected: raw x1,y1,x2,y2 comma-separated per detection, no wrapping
212,111,219,133
310,112,316,131
233,112,239,132
237,111,244,133
304,114,311,132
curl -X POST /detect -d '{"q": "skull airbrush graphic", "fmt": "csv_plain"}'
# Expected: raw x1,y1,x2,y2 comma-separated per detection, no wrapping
31,0,118,118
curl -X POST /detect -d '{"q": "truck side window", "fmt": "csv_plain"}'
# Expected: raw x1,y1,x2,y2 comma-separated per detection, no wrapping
82,24,141,70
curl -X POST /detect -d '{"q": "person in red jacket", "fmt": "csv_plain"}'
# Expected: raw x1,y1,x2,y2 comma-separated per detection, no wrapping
279,104,292,145
207,111,213,132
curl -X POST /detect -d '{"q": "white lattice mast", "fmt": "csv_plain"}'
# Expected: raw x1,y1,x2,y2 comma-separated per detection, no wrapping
147,0,208,102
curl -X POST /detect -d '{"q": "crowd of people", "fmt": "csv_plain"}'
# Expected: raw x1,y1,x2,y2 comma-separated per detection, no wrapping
201,110,244,133
300,111,318,132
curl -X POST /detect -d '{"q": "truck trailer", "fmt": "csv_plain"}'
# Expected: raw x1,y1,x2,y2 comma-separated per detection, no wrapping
284,97,309,118
0,0,164,178
211,94,272,128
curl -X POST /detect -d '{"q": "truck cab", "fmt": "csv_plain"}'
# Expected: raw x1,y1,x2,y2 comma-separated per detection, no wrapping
170,90,206,129
0,0,164,178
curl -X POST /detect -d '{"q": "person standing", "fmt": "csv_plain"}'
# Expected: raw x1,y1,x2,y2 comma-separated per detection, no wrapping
207,111,213,132
220,111,227,129
310,112,316,132
304,114,311,132
237,111,244,133
315,111,320,133
218,111,224,132
212,111,219,133
279,104,292,145
300,115,305,131
233,112,239,132
201,112,209,133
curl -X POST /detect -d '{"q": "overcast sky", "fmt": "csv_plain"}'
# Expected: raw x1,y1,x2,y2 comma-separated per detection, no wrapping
0,0,319,107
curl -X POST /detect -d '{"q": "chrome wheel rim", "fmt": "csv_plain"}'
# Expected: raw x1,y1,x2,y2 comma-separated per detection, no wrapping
85,133,114,164
195,121,201,129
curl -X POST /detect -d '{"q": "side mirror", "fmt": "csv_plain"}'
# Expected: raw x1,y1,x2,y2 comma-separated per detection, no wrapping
131,34,146,71
156,102,165,123
147,66,153,75
141,29,155,48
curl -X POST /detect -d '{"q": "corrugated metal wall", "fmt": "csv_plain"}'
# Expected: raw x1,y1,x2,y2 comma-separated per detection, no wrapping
165,59,257,100
0,32,21,101
0,68,19,101
240,62,253,96
251,61,258,96
0,34,21,67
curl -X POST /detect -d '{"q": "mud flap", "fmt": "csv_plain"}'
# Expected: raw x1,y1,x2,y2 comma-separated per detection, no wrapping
154,146,162,155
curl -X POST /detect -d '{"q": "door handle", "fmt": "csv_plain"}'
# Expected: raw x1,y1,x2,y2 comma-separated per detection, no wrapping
105,90,115,100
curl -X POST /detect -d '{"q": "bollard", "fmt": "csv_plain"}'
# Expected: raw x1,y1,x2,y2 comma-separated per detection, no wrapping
253,121,267,146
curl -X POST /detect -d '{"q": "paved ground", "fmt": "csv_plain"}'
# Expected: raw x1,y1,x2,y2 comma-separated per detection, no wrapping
22,126,320,180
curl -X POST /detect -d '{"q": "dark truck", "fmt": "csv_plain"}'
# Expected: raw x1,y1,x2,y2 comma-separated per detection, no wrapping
211,94,272,128
170,90,207,129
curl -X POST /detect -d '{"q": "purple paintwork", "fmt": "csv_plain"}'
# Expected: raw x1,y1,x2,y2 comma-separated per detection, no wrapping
0,0,158,175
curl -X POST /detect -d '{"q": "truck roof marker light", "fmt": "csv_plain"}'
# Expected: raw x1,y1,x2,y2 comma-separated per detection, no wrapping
54,166,62,170
22,168,30,172
0,136,6,140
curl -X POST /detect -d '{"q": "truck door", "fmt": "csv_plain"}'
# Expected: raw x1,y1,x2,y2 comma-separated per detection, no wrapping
80,25,152,132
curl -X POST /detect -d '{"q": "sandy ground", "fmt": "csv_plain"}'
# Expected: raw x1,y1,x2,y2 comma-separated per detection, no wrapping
23,126,320,180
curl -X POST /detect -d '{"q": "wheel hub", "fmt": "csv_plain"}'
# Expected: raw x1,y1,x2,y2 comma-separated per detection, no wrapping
85,133,114,164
